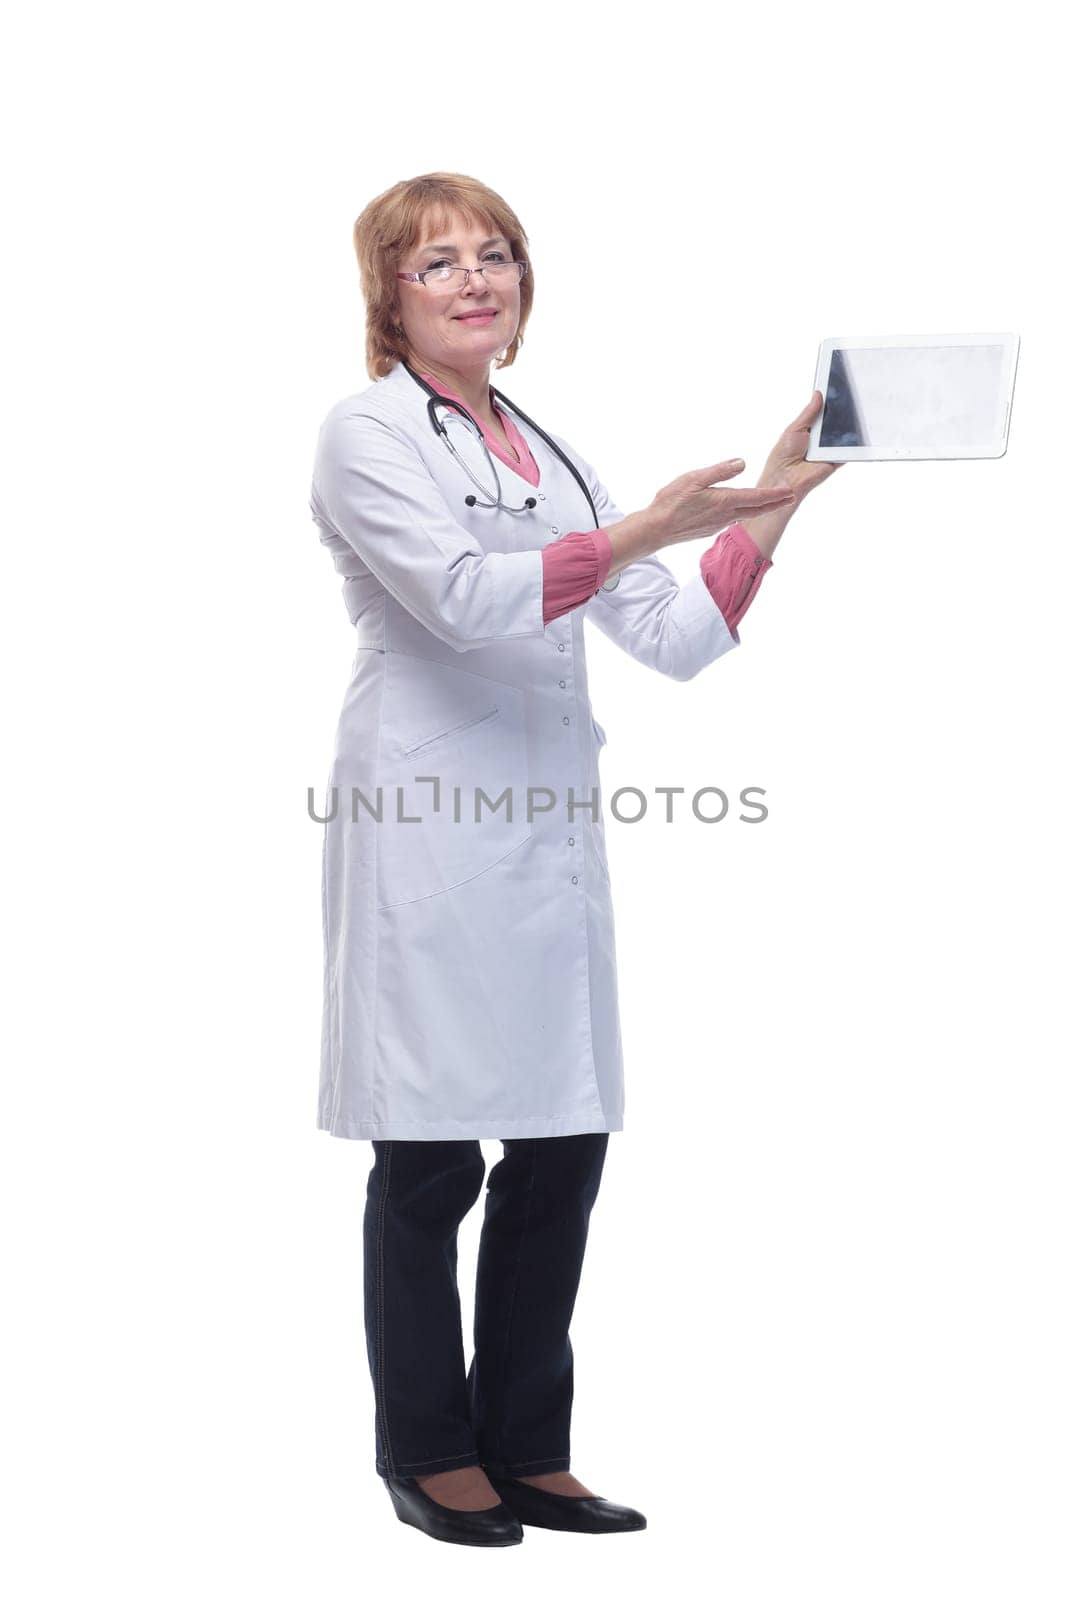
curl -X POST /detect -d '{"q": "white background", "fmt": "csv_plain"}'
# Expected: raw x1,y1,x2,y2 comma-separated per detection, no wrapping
4,1,1063,1593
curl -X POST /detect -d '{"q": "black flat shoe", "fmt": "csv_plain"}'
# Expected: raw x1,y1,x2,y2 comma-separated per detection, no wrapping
483,1472,647,1533
384,1476,524,1546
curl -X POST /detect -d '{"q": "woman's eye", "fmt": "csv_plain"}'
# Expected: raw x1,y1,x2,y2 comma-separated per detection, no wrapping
428,252,507,270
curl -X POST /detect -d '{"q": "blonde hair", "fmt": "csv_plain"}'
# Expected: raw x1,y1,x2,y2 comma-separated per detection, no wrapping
353,171,535,379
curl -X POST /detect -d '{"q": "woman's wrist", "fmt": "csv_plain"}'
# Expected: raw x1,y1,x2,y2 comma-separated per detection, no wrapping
739,497,795,561
602,506,668,578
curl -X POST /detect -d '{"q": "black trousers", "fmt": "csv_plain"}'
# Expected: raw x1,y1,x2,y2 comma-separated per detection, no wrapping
363,1133,610,1479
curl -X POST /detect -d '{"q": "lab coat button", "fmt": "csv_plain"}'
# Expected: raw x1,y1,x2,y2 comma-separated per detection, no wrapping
558,679,566,688
568,837,575,846
562,716,570,725
550,525,559,534
557,643,566,652
571,875,579,885
538,493,546,500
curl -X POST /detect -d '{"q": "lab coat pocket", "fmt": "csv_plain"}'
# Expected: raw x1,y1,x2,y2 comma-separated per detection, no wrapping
399,706,501,759
376,655,532,908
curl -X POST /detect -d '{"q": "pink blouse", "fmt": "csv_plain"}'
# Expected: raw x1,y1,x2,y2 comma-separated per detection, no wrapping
415,370,772,637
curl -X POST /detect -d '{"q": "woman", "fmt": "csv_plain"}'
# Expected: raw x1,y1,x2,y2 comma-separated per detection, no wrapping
310,172,840,1546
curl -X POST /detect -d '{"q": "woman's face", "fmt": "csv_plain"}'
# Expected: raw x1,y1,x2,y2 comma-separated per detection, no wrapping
395,213,520,375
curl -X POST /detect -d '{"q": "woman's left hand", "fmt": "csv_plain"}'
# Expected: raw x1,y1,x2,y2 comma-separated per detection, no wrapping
755,391,843,507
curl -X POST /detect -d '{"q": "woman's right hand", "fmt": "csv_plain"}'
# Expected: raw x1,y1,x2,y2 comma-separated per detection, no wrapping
649,459,796,547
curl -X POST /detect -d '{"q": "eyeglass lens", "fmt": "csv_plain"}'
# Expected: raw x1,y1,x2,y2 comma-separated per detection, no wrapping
422,262,523,290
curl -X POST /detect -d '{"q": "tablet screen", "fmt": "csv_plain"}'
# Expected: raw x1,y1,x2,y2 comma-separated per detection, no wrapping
813,339,1015,457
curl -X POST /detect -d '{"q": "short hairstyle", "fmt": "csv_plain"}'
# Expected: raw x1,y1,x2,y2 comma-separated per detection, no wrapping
353,171,535,379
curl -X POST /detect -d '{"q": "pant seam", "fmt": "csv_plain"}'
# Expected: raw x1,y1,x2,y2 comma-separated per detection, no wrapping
380,1448,483,1474
374,1142,395,1476
493,1140,539,1463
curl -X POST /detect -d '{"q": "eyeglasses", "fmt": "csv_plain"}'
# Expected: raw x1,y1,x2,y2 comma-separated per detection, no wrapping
396,260,528,293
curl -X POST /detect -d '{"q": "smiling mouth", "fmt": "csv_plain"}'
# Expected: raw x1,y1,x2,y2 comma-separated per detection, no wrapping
455,310,498,320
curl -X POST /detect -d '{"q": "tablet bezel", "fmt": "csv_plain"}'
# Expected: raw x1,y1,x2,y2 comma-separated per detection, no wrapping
804,332,1020,461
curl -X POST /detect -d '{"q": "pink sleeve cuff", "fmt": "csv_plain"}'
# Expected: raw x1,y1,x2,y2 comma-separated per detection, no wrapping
541,528,614,624
699,523,773,639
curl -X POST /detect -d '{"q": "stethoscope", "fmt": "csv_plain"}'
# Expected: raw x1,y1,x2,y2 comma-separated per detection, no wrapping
402,358,621,590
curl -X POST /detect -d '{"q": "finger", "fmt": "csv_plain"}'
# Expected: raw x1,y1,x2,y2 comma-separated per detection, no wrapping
788,391,823,431
720,487,796,512
692,458,747,485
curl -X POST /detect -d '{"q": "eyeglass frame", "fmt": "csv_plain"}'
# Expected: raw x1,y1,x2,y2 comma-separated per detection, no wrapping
395,260,529,291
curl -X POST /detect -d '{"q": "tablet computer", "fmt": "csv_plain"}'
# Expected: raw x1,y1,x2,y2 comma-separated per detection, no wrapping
805,333,1019,461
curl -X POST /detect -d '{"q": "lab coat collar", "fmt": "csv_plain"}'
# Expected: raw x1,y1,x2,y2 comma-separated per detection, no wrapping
385,358,501,419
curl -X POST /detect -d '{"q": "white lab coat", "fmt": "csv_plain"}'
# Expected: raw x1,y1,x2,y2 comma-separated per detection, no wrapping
310,361,740,1140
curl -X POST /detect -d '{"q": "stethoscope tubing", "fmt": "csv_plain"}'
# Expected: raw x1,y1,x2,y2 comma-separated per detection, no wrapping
401,359,601,528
